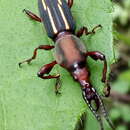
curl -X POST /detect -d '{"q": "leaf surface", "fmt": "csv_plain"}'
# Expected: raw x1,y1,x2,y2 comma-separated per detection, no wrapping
0,0,113,130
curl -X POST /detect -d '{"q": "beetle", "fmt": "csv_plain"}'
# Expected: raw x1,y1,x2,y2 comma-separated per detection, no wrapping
19,0,114,129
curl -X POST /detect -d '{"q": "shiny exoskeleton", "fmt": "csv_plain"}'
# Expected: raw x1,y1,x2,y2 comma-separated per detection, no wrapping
19,0,114,130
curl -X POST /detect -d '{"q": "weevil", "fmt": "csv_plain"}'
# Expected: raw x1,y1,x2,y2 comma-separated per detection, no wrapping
19,0,114,129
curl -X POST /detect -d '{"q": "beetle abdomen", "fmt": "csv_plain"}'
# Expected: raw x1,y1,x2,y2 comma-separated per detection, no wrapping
38,0,76,39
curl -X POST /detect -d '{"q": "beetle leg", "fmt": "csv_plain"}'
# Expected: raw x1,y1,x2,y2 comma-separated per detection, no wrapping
23,9,42,22
19,45,54,67
85,51,107,83
67,0,73,8
55,77,62,95
103,81,111,97
37,61,61,94
76,24,102,37
85,51,111,97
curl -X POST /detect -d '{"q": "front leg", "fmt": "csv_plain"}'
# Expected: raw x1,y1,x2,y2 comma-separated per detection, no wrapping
85,51,110,97
37,61,61,94
86,51,107,82
76,25,102,38
19,45,54,67
67,0,73,8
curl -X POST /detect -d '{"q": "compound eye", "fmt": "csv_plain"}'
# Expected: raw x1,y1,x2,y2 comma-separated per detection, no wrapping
69,61,86,72
77,61,86,69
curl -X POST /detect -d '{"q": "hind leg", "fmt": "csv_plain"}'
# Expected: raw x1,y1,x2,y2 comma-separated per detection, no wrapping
23,9,42,22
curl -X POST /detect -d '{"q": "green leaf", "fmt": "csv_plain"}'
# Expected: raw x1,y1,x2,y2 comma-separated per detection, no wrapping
112,70,130,93
110,103,130,128
121,105,130,122
113,31,130,46
110,108,121,120
0,0,114,130
116,125,127,130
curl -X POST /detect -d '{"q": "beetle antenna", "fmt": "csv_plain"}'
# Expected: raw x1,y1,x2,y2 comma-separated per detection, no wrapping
96,92,115,130
82,90,104,130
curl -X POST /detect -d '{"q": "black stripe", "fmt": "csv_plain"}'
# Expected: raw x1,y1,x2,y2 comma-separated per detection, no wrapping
38,0,76,39
38,0,54,37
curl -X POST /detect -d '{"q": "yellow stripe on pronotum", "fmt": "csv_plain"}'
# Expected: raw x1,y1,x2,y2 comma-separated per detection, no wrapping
47,7,58,34
58,4,70,30
42,0,47,10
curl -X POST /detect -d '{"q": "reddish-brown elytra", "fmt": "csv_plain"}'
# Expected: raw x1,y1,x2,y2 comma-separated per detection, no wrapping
19,0,114,129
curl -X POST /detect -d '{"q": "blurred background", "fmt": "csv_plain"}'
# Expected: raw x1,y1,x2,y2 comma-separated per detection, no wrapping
84,0,130,130
106,0,130,130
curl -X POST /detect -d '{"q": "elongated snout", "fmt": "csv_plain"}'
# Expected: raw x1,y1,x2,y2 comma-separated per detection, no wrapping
82,87,100,111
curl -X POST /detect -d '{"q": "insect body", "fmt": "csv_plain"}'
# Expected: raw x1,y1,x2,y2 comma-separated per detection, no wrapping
19,0,114,129
38,0,75,39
